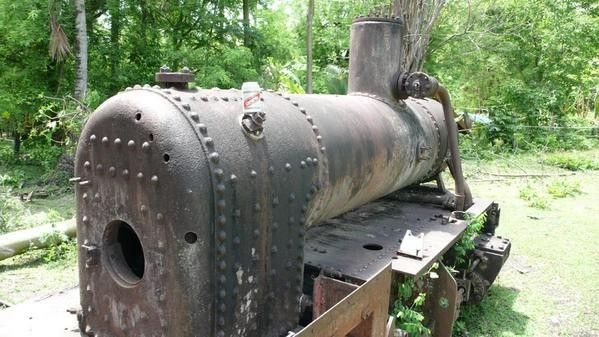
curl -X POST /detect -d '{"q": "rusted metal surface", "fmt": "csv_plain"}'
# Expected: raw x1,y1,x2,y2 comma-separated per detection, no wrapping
423,262,460,337
293,264,392,337
348,17,403,102
72,16,503,337
304,199,469,280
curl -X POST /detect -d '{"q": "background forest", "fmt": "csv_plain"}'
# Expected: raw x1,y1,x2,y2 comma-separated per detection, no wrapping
0,0,597,173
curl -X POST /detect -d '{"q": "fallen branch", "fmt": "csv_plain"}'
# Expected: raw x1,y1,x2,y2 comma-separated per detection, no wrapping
483,172,576,178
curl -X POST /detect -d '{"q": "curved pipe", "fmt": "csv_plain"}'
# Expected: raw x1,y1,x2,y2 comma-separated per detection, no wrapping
436,85,472,211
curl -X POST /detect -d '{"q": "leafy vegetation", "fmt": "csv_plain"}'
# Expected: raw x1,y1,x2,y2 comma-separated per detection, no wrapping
543,152,599,171
451,214,486,267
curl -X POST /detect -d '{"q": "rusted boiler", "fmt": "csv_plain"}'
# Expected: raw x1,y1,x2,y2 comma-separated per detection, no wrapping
75,16,509,337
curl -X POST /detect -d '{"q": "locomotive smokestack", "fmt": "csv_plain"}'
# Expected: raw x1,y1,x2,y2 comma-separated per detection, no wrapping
348,16,403,101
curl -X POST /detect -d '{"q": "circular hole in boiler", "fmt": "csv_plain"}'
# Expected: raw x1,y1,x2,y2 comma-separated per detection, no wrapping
135,112,142,121
363,243,383,251
184,232,198,244
163,153,170,163
148,133,154,141
103,220,145,286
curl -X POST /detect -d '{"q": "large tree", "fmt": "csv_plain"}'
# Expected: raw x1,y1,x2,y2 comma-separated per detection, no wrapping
74,0,88,102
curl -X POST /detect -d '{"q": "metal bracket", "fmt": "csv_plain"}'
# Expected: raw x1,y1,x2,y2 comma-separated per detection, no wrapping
397,230,424,259
292,264,392,337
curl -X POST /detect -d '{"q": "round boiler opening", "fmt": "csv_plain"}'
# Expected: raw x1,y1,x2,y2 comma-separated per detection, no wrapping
103,220,145,286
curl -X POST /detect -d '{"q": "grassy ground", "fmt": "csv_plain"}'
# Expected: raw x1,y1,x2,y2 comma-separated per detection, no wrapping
458,149,599,337
0,148,597,337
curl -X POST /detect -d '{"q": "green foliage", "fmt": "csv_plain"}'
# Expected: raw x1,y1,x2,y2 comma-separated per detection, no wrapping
38,231,76,263
543,152,599,171
0,192,26,234
392,264,440,336
428,0,599,150
519,185,551,209
547,180,581,199
452,214,486,267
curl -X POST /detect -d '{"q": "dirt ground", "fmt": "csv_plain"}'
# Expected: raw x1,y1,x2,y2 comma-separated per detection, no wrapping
0,149,597,336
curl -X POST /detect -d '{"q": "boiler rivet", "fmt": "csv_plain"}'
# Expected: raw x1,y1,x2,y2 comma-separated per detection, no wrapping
230,174,238,184
292,101,298,106
250,170,257,178
299,108,306,114
313,158,319,165
219,261,227,271
214,168,224,178
128,140,135,148
96,164,103,172
253,229,260,238
190,113,200,121
320,146,326,153
156,213,164,221
173,96,181,101
233,236,240,245
218,215,226,225
219,304,226,313
218,231,227,241
140,205,147,213
217,245,226,255
142,141,150,152
268,166,275,175
122,169,130,178
219,275,226,284
217,199,226,210
198,123,207,134
272,197,279,207
216,184,226,194
114,138,122,146
182,104,190,111
84,161,91,170
312,125,319,133
151,175,159,184
101,136,109,145
201,96,209,102
209,152,220,163
94,193,100,201
82,216,89,224
289,193,295,202
82,193,88,200
254,203,261,211
271,246,278,254
300,161,306,168
137,172,144,180
108,167,116,177
204,137,214,147
89,134,97,142
306,116,313,123
273,222,279,231
285,163,292,171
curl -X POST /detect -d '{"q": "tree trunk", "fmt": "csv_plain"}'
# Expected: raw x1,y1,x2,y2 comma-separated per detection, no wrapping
109,0,121,92
243,0,250,47
12,131,20,156
74,0,88,102
392,0,445,72
306,0,315,94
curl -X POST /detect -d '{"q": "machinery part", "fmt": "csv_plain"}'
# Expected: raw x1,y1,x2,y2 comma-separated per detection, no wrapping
397,230,424,259
472,233,511,286
423,262,460,337
396,71,472,211
466,271,488,304
348,16,403,102
0,219,75,261
154,65,195,89
292,264,391,337
73,16,485,337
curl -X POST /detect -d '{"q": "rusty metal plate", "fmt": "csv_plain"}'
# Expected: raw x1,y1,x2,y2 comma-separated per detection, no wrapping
305,199,469,280
292,264,392,337
425,262,459,337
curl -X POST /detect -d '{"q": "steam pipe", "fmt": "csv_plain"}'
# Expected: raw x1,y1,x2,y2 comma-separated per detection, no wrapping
436,85,472,211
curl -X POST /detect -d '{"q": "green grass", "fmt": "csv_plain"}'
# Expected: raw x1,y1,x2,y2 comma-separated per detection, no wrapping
458,148,599,337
